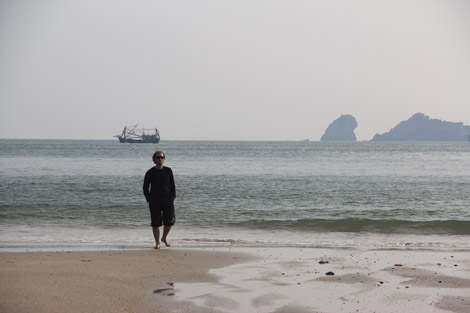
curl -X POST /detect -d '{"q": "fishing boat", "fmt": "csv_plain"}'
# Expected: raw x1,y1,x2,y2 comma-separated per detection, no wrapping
115,125,160,143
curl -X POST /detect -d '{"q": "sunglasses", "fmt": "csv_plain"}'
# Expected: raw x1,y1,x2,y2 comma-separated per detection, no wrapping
154,156,165,160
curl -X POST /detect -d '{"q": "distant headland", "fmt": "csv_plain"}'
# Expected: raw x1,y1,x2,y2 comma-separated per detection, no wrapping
371,113,470,141
321,113,470,142
321,114,358,141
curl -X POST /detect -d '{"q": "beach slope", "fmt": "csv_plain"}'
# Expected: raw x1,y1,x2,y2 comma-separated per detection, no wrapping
1,248,470,313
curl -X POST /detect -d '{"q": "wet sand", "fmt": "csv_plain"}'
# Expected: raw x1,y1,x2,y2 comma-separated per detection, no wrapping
176,247,470,313
1,247,469,313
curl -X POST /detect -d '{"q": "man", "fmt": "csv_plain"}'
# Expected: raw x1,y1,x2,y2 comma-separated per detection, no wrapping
143,151,176,249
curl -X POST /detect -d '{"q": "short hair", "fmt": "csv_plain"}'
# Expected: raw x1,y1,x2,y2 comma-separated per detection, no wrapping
152,151,165,160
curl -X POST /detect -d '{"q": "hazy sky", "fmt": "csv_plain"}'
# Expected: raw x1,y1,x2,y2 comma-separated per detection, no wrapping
1,0,469,141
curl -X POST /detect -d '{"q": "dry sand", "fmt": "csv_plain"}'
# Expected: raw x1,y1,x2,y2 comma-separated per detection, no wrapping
1,247,469,313
0,249,253,313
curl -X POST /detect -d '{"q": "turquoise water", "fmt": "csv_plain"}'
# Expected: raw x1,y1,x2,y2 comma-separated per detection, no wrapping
1,139,469,251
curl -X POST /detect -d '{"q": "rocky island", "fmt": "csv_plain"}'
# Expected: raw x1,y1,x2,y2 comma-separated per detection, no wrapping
371,113,470,141
321,114,358,141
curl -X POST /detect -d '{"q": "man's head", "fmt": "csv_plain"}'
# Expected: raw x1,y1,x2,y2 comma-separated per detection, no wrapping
153,151,165,167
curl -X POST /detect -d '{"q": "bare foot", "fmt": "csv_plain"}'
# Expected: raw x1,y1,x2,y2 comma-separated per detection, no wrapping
153,243,160,249
161,238,171,247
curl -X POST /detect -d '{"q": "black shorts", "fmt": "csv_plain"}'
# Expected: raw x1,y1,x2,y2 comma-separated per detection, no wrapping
148,199,175,227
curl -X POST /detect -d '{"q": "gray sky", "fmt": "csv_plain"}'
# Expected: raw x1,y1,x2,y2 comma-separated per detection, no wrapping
1,0,469,141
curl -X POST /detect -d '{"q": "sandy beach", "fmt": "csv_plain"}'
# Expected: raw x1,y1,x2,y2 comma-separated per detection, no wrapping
0,249,253,313
1,247,469,313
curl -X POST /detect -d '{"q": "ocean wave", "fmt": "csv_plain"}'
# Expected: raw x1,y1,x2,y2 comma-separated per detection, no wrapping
228,218,470,235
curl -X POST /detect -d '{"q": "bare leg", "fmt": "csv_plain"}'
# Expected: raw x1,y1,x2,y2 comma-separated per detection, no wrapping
152,227,160,249
161,226,172,247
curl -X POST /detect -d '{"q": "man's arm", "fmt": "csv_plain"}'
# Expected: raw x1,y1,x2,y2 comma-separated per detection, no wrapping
143,171,151,202
168,168,176,199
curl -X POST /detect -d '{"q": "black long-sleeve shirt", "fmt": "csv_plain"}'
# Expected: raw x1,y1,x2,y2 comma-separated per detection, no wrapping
143,166,176,202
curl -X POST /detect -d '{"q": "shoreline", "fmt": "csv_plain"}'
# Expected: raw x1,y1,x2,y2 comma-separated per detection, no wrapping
1,247,469,313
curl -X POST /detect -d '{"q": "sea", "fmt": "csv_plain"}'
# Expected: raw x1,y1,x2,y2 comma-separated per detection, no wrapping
1,139,469,252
